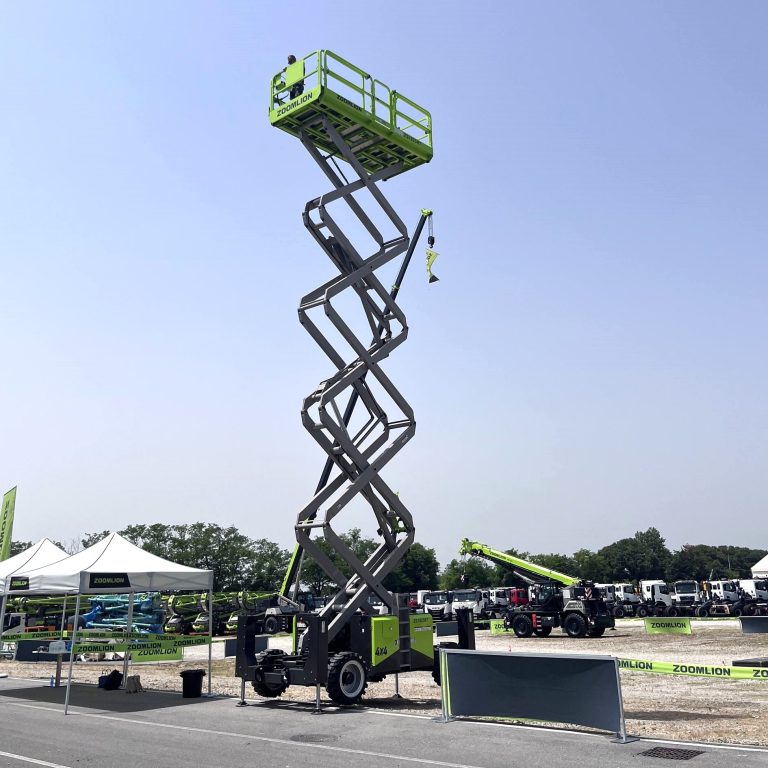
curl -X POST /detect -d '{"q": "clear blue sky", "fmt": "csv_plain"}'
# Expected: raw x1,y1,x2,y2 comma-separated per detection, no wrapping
1,2,766,567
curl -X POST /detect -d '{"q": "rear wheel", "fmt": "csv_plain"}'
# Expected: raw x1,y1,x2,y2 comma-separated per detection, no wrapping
744,603,757,616
696,606,709,617
252,649,288,698
563,613,587,638
327,652,368,705
533,627,552,637
511,614,533,638
636,605,649,618
613,605,625,619
263,615,280,634
666,607,679,617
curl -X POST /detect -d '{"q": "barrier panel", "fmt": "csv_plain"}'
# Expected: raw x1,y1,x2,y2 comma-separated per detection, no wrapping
435,621,458,637
440,648,630,741
740,616,768,634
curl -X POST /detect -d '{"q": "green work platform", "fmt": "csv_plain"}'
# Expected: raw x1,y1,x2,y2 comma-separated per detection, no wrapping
269,51,432,175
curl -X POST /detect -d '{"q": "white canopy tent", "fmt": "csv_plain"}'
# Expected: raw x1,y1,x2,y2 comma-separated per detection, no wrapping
0,539,70,638
5,533,214,713
0,539,68,591
752,554,768,579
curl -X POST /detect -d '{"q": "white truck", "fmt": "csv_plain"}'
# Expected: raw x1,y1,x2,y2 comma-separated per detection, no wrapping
638,580,674,616
671,580,702,608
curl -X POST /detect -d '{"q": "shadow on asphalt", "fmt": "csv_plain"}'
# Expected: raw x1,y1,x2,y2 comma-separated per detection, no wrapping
0,682,220,713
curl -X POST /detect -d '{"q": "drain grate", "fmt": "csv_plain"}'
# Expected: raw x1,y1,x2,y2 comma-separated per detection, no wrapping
289,734,338,744
639,747,705,761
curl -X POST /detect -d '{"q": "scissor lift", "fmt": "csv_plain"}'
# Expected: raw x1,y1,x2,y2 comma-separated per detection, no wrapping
236,52,471,706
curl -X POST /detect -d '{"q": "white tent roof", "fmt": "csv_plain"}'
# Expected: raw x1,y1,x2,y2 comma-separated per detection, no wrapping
9,532,213,593
752,553,768,579
0,539,68,591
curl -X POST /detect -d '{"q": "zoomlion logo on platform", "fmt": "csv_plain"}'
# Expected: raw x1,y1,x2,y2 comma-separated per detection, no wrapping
9,577,29,591
88,573,131,589
275,89,317,118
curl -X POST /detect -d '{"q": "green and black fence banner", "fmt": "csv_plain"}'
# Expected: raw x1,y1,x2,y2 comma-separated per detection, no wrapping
618,658,768,679
740,617,768,635
88,573,131,589
440,649,626,739
643,617,692,635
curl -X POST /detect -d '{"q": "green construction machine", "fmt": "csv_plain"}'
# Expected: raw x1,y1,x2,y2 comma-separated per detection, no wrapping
459,539,615,638
235,51,470,706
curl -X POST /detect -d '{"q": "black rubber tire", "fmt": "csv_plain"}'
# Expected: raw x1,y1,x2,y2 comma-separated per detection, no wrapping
563,613,587,638
511,614,534,638
251,649,288,698
696,606,709,618
263,615,280,634
533,627,552,637
587,627,606,637
252,678,288,697
732,606,743,617
327,652,368,705
744,603,757,616
636,605,649,618
666,607,679,617
613,606,625,619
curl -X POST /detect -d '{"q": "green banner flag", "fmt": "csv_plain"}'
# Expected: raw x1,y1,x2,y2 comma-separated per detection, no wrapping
0,487,17,561
644,617,692,635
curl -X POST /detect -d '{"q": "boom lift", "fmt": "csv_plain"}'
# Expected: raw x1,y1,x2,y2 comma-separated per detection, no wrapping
237,51,466,706
459,539,614,638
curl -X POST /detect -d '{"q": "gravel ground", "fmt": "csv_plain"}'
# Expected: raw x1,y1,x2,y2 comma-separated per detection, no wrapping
2,620,766,746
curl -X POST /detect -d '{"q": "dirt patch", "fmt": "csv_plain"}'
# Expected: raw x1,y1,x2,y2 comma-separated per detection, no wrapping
2,620,766,745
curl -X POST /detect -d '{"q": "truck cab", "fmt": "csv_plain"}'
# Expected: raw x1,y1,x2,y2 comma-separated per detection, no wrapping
421,591,450,620
705,580,739,603
639,580,673,614
596,583,616,602
672,580,701,606
738,579,768,602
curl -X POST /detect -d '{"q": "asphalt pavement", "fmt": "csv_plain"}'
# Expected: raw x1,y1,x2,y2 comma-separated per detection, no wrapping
0,676,766,768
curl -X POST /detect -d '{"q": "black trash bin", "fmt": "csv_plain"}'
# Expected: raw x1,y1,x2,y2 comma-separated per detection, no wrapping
179,669,206,698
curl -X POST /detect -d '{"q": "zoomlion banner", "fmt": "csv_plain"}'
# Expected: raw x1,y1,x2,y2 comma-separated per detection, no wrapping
619,658,768,679
0,487,17,561
644,617,692,635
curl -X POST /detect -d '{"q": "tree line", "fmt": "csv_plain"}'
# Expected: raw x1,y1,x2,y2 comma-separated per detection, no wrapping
10,525,765,594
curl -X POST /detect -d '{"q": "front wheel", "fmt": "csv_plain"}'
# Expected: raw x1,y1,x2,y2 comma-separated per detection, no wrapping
636,605,649,618
666,607,679,617
511,614,533,638
327,652,368,705
613,606,625,619
563,613,587,638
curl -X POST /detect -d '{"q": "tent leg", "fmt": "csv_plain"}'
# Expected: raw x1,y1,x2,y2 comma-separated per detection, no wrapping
64,593,81,715
121,591,134,687
207,589,212,696
60,596,67,634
